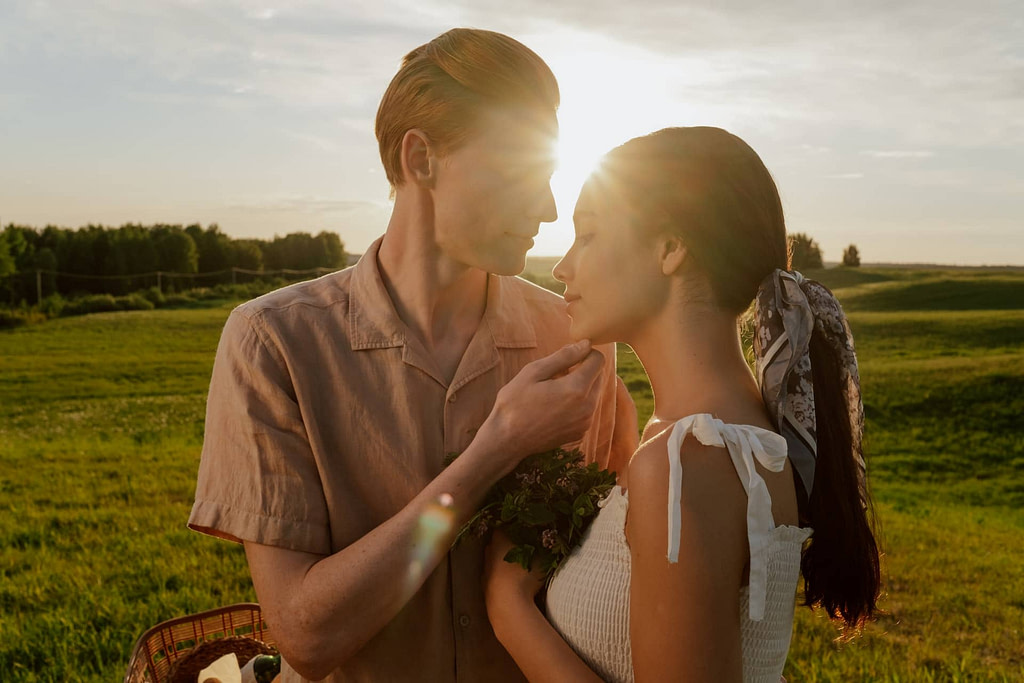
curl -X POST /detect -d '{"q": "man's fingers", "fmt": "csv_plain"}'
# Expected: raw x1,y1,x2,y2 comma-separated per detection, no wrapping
525,339,593,381
563,349,605,392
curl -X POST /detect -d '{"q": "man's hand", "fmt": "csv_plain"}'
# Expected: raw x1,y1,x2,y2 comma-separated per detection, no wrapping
476,339,606,474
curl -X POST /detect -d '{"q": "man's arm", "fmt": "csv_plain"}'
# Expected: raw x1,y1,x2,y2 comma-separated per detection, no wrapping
245,340,608,680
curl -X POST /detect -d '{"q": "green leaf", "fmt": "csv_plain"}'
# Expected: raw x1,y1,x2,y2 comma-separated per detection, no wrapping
505,543,535,571
501,494,520,522
520,502,557,526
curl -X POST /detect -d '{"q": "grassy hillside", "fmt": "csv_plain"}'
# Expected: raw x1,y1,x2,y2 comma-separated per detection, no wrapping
1,270,1022,681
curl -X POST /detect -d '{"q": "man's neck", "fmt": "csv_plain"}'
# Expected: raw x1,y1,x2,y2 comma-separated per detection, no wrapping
377,212,489,382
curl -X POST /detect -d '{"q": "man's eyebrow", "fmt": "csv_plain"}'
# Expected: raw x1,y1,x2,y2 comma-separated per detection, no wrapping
573,210,595,224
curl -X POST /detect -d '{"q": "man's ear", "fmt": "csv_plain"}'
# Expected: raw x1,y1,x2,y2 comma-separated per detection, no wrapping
659,234,687,276
399,129,437,188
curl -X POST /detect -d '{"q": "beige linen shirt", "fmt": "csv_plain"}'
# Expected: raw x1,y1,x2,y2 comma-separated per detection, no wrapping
188,237,633,683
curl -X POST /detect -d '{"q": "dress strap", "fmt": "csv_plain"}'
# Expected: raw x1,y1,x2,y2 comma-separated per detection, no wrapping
665,413,789,621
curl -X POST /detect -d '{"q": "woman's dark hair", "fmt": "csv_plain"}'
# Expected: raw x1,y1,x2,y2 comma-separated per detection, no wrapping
802,330,881,630
599,127,789,313
602,126,880,628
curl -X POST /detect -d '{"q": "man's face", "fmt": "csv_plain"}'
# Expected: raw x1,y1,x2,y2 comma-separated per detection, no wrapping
431,107,558,275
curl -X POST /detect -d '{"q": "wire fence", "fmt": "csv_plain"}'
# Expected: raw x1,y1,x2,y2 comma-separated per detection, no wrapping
3,266,337,306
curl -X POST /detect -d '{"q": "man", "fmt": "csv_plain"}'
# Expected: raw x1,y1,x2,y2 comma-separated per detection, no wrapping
188,28,636,682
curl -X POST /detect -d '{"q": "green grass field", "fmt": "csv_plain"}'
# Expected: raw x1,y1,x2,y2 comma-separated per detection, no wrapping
1,269,1022,681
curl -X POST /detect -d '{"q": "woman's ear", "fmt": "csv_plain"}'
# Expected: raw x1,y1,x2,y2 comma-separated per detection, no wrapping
399,129,437,189
658,234,687,276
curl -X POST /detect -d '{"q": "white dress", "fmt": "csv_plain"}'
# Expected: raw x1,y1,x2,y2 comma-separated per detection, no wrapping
545,413,813,683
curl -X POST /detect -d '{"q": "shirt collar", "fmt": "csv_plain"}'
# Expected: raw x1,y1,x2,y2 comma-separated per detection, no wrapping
348,236,538,351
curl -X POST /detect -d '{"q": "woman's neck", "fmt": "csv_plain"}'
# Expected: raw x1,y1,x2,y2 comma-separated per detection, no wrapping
628,303,766,437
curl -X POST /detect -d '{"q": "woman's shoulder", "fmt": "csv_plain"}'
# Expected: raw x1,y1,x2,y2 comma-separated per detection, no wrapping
624,416,748,569
627,417,746,510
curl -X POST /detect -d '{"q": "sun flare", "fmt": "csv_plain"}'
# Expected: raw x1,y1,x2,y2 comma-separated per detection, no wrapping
530,34,706,256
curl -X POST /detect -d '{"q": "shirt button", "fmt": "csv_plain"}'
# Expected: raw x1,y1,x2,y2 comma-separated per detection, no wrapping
448,394,457,403
458,614,471,627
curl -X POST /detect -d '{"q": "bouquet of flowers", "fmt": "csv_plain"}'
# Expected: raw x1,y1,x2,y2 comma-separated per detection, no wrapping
452,447,617,579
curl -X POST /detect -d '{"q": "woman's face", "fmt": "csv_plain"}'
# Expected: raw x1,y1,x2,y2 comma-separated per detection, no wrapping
552,175,670,345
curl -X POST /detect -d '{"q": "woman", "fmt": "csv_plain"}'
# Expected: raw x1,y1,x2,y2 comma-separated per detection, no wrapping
484,127,880,682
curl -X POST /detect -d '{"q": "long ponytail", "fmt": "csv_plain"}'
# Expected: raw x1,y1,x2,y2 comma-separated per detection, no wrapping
799,314,881,630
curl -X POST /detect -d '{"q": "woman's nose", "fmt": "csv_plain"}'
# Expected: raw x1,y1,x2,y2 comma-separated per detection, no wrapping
552,252,571,284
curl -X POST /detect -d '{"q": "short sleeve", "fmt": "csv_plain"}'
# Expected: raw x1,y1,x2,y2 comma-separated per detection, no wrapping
187,307,331,554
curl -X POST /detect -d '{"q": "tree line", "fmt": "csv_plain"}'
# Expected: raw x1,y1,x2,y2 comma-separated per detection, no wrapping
788,233,860,270
0,223,346,303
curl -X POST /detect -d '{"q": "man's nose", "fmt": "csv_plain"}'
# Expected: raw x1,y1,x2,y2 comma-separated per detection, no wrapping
528,183,558,224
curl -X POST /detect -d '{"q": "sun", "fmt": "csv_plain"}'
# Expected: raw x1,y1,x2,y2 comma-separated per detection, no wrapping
528,33,701,257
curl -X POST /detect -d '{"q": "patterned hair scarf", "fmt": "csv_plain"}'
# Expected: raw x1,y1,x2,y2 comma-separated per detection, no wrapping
753,269,866,504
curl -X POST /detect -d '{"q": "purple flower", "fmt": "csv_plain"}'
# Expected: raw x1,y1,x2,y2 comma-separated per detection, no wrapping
541,528,559,550
472,519,490,538
555,476,578,495
515,468,542,486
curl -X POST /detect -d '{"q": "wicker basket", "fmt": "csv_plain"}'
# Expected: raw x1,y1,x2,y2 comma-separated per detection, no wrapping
123,603,277,683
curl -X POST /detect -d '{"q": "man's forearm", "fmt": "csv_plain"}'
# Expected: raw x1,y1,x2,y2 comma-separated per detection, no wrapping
248,437,507,679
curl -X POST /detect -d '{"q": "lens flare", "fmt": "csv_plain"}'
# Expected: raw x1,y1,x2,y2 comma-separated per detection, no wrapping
405,494,456,595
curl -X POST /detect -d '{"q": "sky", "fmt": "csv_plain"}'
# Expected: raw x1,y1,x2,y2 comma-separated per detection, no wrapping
1,0,1022,265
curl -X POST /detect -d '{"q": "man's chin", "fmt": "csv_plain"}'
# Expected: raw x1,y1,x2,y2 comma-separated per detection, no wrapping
488,253,529,277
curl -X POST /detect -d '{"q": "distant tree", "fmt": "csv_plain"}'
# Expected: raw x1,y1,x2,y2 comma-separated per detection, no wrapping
2,225,37,271
0,232,12,305
315,231,347,269
187,223,232,273
39,225,68,256
34,247,58,297
263,231,346,271
0,231,13,278
231,239,264,271
788,232,824,270
153,226,199,274
842,244,861,267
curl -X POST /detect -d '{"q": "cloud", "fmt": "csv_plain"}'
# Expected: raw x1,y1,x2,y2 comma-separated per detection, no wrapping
2,0,444,111
283,130,340,153
225,195,390,215
862,150,935,159
825,172,865,180
442,0,1024,149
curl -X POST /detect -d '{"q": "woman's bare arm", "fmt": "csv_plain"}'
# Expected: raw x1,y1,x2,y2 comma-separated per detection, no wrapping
627,436,748,683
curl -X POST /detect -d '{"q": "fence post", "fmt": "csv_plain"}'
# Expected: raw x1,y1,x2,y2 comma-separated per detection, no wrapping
37,270,43,305
156,271,162,293
231,267,236,285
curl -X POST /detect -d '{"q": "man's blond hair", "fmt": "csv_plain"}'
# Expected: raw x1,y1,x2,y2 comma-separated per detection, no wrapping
375,28,560,190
